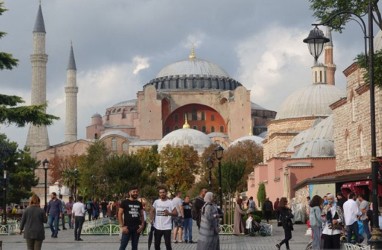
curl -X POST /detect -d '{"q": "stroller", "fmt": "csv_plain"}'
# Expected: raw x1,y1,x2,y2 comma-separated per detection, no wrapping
245,216,262,236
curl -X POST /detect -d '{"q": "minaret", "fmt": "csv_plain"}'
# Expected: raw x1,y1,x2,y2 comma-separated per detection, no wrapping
65,43,78,142
26,4,49,157
324,27,336,85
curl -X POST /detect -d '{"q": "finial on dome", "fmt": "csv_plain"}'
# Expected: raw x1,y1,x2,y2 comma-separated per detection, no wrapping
183,114,190,129
189,45,196,60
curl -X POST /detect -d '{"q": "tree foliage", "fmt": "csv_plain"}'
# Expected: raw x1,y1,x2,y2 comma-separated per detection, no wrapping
0,3,58,127
355,49,382,87
48,155,79,197
309,0,381,31
257,182,266,209
0,133,39,204
159,145,200,194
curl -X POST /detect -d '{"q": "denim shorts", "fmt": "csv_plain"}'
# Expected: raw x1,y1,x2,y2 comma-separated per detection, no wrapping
173,216,184,227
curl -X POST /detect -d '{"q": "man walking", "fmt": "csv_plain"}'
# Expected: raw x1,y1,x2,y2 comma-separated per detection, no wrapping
118,186,145,250
59,194,67,230
343,192,361,243
47,192,62,238
262,197,273,223
151,187,177,250
192,188,207,229
66,196,74,229
358,194,371,242
171,191,183,243
72,196,86,241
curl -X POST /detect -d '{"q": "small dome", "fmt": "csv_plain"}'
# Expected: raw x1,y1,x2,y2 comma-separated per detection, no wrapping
92,113,102,118
276,84,344,120
158,127,212,154
156,58,229,78
230,135,263,147
292,139,335,158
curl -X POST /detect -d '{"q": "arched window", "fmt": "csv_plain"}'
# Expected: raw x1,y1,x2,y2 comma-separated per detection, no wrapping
201,112,205,121
220,126,224,133
111,138,117,151
359,127,365,157
202,126,206,133
211,126,215,133
122,142,128,152
345,130,350,160
193,126,198,130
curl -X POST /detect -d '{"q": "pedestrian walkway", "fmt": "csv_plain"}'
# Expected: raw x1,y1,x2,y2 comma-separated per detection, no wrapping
1,221,312,250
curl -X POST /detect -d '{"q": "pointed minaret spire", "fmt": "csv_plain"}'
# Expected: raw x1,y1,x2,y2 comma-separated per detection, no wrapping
26,3,49,157
33,3,46,33
65,42,78,142
324,26,336,85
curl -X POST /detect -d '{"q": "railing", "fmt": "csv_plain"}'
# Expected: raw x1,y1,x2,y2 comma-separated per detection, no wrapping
0,220,20,235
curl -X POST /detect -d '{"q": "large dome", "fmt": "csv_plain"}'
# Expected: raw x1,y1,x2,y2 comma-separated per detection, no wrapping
276,83,344,120
144,51,242,92
158,127,212,154
156,58,229,78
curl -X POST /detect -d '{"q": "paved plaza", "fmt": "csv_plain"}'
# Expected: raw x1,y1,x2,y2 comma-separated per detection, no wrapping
1,221,312,250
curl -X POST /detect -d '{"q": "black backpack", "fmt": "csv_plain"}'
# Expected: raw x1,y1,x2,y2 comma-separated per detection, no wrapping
191,197,203,221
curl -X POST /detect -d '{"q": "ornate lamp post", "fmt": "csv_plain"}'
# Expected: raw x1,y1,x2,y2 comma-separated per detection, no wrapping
214,145,224,210
207,157,213,189
42,159,49,211
305,2,382,247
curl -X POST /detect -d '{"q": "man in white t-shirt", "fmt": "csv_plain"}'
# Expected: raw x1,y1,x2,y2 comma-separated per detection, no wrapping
151,187,177,250
72,196,86,241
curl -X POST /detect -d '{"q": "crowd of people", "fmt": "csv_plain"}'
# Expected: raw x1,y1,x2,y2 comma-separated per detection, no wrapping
307,192,372,250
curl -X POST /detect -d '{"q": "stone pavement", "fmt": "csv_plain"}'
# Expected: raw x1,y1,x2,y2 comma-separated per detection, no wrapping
1,221,312,250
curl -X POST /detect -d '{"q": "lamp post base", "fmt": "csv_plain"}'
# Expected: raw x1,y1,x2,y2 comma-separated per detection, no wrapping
369,227,382,249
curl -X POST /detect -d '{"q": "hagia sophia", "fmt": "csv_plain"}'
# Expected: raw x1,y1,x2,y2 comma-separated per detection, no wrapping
25,4,382,208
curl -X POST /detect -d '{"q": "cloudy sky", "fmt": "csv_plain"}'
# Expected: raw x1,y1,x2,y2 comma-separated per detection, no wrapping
0,0,372,147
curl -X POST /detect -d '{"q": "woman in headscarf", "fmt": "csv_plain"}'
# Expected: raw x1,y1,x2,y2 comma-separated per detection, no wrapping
233,197,245,235
196,192,220,250
321,193,343,249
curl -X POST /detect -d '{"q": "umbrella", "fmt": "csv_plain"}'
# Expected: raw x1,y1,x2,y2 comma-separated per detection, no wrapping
148,224,155,250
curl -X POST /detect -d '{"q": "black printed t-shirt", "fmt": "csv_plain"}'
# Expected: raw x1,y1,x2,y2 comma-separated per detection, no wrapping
120,199,143,230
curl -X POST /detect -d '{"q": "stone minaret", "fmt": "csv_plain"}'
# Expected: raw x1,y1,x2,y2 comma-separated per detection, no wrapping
65,43,78,142
26,4,49,157
324,27,336,85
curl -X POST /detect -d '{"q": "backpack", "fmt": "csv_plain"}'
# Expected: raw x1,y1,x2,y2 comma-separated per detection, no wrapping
86,202,92,210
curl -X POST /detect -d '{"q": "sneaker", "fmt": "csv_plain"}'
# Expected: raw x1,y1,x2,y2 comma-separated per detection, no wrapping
189,240,194,244
185,240,188,243
63,228,67,230
77,238,83,241
275,244,280,250
172,240,178,243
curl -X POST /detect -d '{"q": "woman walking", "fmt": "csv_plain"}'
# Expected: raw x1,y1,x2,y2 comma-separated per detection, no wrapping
276,197,293,250
20,195,47,250
196,192,221,250
309,195,323,250
322,193,343,249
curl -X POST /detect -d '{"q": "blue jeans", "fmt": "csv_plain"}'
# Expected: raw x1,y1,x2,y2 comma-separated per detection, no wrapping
183,218,193,241
119,229,140,250
347,221,359,243
48,214,59,237
311,225,322,250
362,219,371,241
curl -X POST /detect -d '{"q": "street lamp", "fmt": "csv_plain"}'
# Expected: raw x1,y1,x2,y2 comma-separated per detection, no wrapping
42,159,49,211
2,165,7,225
74,168,78,201
303,25,330,64
214,145,224,211
305,1,381,247
206,157,213,189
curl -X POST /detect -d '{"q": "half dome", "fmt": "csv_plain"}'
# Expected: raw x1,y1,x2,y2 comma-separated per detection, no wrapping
230,135,263,147
276,84,344,120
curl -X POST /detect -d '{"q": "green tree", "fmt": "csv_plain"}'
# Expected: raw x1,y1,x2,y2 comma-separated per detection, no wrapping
257,182,266,209
220,160,246,194
355,50,382,87
0,134,39,204
0,3,58,127
159,145,200,194
309,0,381,31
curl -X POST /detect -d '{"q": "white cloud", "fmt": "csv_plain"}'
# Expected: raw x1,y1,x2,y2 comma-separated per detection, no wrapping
132,56,150,75
235,25,313,111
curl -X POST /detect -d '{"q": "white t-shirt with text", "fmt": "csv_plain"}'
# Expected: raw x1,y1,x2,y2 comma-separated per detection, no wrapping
153,199,175,230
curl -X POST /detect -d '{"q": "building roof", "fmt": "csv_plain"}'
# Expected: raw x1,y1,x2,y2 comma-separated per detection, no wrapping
112,99,137,107
292,138,334,158
275,83,344,120
33,4,46,33
158,127,212,155
230,135,263,147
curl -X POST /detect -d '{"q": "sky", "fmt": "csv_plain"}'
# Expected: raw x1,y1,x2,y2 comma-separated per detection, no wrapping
0,0,374,148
